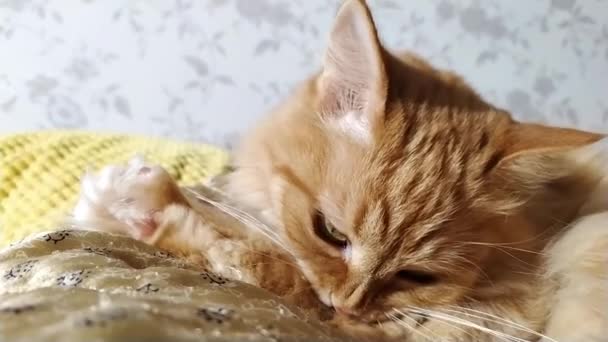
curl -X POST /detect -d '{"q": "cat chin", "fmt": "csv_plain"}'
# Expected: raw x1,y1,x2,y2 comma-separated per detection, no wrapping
330,316,409,342
331,306,427,330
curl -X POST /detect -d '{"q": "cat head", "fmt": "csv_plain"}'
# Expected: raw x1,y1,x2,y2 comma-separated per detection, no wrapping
228,0,603,328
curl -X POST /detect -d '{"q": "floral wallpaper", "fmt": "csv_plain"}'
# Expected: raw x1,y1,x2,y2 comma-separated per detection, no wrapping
0,0,607,148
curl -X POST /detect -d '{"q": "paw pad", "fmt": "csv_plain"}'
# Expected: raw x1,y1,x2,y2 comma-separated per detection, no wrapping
72,156,183,241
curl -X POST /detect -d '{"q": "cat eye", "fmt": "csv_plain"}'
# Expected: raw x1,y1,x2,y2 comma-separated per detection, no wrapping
312,210,348,248
396,269,438,286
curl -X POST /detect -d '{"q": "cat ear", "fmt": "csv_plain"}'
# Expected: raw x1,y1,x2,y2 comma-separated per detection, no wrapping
502,123,602,160
497,123,603,181
317,0,388,143
489,123,604,215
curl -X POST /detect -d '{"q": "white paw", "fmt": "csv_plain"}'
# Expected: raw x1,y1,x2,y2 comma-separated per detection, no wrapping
72,156,183,240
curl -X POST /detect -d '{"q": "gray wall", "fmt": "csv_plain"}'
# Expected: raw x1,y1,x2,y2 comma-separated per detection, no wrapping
1,0,607,147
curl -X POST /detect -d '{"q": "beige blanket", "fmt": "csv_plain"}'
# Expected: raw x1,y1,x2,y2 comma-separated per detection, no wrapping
0,229,354,342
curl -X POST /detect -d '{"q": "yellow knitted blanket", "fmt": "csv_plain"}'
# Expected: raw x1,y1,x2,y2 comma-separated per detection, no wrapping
0,131,229,246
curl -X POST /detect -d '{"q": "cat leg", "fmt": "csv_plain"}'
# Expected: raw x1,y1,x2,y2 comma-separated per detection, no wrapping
71,158,328,316
72,156,189,240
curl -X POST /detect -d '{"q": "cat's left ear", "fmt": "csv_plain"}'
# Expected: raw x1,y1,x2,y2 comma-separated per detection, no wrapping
489,123,605,215
317,0,388,143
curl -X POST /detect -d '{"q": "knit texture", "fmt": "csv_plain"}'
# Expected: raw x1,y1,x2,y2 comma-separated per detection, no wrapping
0,131,229,246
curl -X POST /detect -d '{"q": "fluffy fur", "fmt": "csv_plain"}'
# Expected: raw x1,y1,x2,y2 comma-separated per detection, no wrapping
72,1,608,341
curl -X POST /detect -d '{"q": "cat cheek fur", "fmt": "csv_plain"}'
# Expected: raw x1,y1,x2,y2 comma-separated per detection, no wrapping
268,170,350,304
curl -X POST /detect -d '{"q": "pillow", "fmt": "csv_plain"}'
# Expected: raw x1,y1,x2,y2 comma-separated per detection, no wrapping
0,229,349,342
0,131,229,246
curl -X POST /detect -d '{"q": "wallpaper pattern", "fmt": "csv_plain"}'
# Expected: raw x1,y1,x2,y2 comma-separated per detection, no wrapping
1,0,607,147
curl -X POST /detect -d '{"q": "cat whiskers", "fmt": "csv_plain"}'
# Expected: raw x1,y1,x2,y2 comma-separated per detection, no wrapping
460,242,539,270
463,242,548,256
463,240,606,258
183,188,292,256
444,305,558,342
406,306,534,342
439,254,495,286
466,218,558,247
216,239,302,271
386,310,440,341
400,307,479,341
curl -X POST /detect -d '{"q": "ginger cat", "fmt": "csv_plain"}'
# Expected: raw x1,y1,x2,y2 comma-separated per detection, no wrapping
72,1,608,341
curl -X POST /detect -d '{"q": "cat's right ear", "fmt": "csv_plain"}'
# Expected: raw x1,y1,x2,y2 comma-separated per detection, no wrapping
317,0,389,143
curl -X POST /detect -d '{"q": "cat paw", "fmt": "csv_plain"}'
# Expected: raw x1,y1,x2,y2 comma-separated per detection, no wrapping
72,156,186,240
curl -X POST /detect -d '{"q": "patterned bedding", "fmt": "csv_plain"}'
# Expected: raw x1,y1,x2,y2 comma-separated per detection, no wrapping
0,229,354,342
